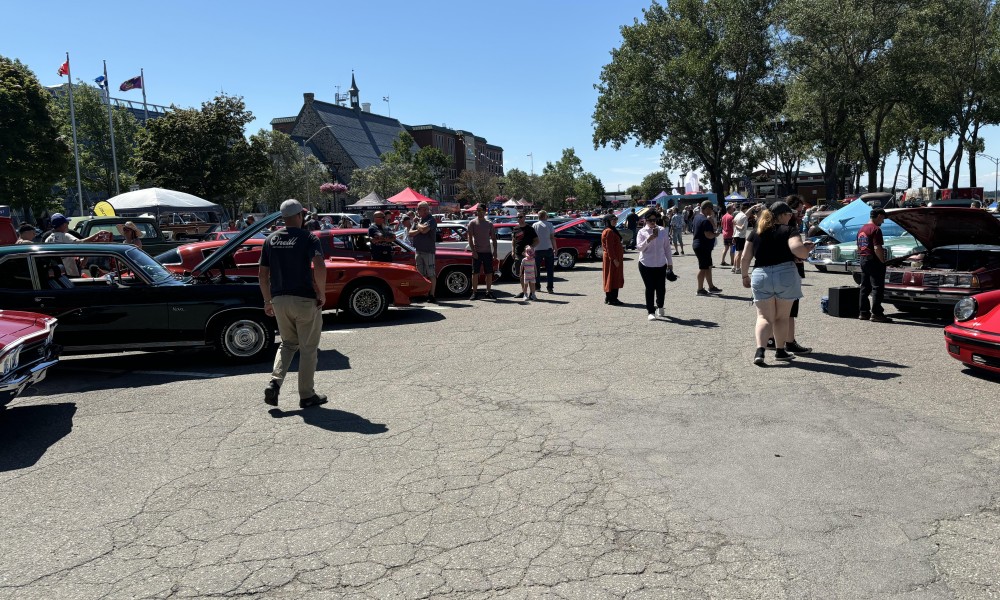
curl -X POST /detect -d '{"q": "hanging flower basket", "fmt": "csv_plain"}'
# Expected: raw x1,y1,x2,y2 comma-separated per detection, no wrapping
321,182,348,195
494,195,508,202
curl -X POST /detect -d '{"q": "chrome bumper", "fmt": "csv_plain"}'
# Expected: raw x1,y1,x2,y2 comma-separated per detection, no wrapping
0,358,60,405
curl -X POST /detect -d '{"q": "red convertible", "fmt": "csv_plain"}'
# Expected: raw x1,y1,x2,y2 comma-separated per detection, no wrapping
155,243,430,321
1,310,60,409
945,290,1000,375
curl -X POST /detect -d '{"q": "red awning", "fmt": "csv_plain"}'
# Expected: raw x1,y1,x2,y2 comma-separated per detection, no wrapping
462,203,479,213
387,187,439,209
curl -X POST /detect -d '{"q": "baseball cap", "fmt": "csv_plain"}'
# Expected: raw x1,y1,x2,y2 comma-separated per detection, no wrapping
700,200,715,211
279,199,304,217
50,213,69,228
769,201,793,216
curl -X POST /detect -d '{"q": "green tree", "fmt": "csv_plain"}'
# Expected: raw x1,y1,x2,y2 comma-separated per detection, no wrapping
0,56,71,217
51,83,147,198
638,171,672,202
626,184,644,202
137,94,269,217
380,132,453,196
247,129,328,211
501,168,541,202
454,169,498,207
538,148,587,209
594,0,779,195
574,172,606,206
350,161,408,199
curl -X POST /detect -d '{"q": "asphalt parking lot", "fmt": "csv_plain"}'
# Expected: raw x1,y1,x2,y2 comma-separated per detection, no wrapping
3,248,999,599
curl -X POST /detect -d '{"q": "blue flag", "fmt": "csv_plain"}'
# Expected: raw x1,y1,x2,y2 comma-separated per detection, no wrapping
94,75,107,89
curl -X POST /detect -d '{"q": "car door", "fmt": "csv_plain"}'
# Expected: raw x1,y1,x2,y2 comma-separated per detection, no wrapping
28,252,169,348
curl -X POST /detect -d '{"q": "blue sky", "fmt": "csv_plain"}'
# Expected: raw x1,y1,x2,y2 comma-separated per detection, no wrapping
2,0,995,195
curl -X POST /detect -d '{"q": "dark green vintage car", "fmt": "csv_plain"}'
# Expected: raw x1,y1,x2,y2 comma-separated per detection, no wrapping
0,213,281,362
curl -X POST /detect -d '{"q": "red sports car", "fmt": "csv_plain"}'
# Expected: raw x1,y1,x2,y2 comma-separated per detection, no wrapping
317,228,497,297
156,242,430,321
945,290,1000,375
1,310,60,408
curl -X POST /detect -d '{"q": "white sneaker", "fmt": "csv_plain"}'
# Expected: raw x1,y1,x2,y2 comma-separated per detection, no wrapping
656,308,665,317
647,314,657,321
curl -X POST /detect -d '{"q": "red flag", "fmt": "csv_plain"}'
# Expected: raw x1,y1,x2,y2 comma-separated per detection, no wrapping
57,60,69,77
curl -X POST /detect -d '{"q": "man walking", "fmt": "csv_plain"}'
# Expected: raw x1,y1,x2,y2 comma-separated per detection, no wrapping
368,211,395,262
719,204,735,267
625,208,639,250
669,208,685,255
857,208,893,323
532,210,558,293
260,199,327,409
732,202,749,273
467,205,498,300
692,201,721,295
410,201,438,302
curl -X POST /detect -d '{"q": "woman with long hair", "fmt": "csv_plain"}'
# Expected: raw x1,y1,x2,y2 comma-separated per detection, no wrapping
635,212,675,321
601,214,624,305
739,201,814,366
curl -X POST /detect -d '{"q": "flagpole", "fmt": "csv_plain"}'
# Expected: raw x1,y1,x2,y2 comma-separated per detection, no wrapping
103,60,120,196
140,67,148,122
65,52,84,216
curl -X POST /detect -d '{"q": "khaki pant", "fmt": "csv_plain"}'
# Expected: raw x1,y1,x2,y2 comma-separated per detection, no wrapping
270,295,323,399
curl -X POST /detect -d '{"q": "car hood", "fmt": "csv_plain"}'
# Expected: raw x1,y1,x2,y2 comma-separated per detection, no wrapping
817,199,905,242
191,211,280,276
0,310,54,343
885,207,1000,250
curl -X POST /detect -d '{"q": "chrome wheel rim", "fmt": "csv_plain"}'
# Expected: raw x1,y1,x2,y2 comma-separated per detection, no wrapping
352,288,383,317
225,320,266,357
557,253,574,268
446,271,469,294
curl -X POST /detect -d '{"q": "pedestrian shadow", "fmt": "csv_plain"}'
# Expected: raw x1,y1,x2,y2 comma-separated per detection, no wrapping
268,406,388,434
885,312,950,329
326,309,445,328
789,352,906,380
284,349,351,372
708,293,752,301
0,403,76,472
660,315,720,329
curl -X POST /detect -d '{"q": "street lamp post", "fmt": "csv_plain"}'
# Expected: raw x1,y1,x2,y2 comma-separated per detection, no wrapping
979,153,999,203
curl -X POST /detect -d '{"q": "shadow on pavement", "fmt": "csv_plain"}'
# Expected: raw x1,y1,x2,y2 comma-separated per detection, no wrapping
961,367,1000,383
325,309,445,329
0,403,76,472
885,312,950,329
660,315,720,329
790,352,906,380
268,406,388,434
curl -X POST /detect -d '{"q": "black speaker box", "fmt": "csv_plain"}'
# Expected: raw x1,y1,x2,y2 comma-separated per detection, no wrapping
828,286,860,318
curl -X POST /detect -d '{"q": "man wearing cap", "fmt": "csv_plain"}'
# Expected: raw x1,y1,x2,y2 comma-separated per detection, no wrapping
43,213,109,276
259,199,328,409
409,201,438,302
368,211,395,262
857,208,893,323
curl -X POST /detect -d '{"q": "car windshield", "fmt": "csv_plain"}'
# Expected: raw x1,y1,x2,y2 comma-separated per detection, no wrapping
127,248,174,284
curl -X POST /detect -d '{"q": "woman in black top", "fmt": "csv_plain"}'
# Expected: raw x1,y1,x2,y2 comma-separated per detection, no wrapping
739,201,814,366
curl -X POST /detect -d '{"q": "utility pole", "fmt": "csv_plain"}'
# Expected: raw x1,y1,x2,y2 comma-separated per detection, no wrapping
527,153,534,175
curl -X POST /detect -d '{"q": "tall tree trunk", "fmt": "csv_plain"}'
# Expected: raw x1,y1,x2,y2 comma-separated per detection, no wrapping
952,139,964,190
921,139,929,187
968,123,980,187
906,142,915,189
879,156,887,191
892,155,903,194
824,152,839,201
939,139,951,192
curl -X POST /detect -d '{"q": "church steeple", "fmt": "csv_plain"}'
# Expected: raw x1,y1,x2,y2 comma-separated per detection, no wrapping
349,71,360,109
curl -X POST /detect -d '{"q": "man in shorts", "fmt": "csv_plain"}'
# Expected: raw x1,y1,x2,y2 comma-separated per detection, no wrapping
669,208,685,255
467,205,498,300
719,203,735,267
691,201,721,295
731,202,750,273
409,201,438,302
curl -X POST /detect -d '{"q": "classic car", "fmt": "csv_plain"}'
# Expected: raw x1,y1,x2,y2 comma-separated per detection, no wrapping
880,208,1000,312
0,214,286,363
493,221,591,279
580,217,635,253
157,238,431,321
202,231,268,242
808,199,907,272
810,234,924,274
0,310,59,409
69,216,189,257
944,290,1000,375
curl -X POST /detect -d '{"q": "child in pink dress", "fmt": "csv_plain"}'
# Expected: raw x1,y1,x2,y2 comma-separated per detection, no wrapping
520,245,537,301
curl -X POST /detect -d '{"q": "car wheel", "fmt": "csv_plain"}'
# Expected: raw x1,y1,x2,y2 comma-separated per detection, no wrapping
443,268,472,296
592,244,604,260
506,257,520,281
556,250,577,270
345,283,388,321
813,265,827,273
217,314,274,363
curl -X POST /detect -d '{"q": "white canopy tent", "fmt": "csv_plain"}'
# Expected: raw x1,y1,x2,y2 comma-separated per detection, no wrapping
106,188,222,215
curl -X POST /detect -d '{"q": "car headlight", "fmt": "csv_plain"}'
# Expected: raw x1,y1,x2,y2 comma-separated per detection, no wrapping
829,247,841,261
955,274,973,287
943,274,958,286
954,297,978,321
0,345,22,377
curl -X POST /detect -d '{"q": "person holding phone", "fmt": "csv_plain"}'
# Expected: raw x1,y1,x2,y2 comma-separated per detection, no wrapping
635,213,675,321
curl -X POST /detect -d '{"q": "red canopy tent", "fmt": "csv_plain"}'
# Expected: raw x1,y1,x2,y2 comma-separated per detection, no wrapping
387,188,439,209
461,203,479,213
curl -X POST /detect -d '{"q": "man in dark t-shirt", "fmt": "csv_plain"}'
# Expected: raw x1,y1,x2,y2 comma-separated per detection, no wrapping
691,201,721,295
368,211,396,262
857,208,892,322
511,212,538,260
259,199,328,409
625,209,639,249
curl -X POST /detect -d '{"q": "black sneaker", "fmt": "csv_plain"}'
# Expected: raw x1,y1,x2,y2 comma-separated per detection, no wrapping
708,286,723,294
858,312,871,321
264,381,280,406
870,314,894,323
696,289,710,296
753,348,766,366
485,291,496,300
785,340,812,354
299,394,328,408
468,292,478,301
426,295,437,304
774,349,794,361
766,337,776,351
547,287,554,294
